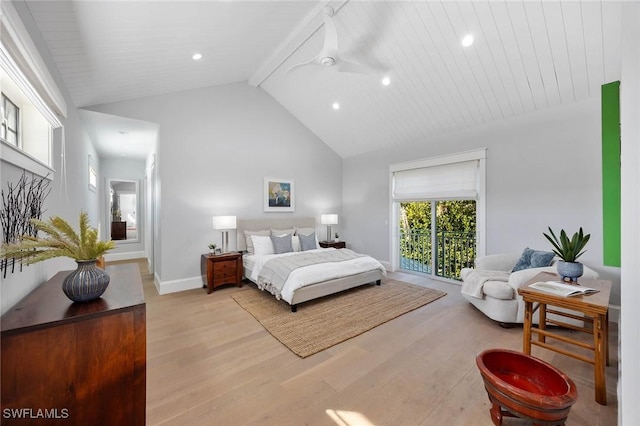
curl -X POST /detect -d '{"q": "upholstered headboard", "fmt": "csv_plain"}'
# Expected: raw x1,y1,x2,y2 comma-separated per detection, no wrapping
236,217,317,252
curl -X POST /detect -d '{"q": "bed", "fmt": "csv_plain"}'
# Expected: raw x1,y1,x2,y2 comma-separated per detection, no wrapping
237,217,386,312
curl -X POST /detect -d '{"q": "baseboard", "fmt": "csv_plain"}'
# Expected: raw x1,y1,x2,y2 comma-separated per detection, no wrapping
157,275,203,295
104,251,146,262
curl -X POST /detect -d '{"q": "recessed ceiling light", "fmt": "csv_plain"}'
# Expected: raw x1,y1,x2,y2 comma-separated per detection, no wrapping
332,102,340,110
381,76,391,86
461,34,474,48
192,53,203,60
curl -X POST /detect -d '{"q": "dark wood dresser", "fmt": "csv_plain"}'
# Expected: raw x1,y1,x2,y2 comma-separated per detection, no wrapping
1,263,146,425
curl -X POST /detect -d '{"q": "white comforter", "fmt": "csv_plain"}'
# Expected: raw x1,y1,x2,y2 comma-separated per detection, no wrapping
245,248,386,303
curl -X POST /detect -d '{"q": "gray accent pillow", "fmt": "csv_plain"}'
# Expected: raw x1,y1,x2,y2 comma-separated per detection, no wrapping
270,234,293,254
512,247,555,272
299,232,317,251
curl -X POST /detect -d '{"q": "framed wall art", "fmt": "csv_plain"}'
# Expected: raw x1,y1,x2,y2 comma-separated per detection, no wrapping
264,177,295,212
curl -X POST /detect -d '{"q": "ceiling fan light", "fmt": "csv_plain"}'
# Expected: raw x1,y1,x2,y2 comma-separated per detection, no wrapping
321,57,336,67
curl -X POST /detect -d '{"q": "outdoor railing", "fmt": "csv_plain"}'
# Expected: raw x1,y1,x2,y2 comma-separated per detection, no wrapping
400,229,476,281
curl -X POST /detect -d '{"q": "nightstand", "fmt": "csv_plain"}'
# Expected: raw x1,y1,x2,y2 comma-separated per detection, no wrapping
319,241,346,249
201,252,243,294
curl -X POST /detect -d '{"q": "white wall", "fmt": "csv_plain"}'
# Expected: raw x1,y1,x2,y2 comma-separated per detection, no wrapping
619,2,640,424
88,82,343,292
1,2,101,314
343,96,621,308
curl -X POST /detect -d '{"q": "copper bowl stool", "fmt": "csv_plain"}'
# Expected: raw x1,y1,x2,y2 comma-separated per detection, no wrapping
476,349,578,426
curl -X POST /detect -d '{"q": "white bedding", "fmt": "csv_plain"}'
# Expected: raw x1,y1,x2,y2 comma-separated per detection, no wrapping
244,248,386,303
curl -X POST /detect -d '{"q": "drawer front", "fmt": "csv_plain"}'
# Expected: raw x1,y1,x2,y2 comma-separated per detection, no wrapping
213,260,236,275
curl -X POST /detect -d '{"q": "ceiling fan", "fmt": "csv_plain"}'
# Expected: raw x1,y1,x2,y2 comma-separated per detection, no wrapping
286,6,374,75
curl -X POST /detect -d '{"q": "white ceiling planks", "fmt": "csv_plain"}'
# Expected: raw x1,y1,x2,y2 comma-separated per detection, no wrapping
24,0,624,159
521,1,562,108
581,0,606,96
601,1,623,85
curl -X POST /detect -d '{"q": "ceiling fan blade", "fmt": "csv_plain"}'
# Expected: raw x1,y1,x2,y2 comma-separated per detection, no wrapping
318,9,339,60
337,59,374,75
285,54,321,74
285,8,337,74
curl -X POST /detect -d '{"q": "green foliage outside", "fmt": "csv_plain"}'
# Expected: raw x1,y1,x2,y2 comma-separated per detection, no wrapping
400,200,476,279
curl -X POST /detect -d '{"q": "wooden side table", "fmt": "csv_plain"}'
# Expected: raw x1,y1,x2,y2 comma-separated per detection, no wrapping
518,271,612,405
319,241,346,249
201,252,243,294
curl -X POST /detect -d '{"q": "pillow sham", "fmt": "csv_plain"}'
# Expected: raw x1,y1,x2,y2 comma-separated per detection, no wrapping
251,235,275,255
299,232,318,251
512,247,555,272
271,234,293,254
243,230,270,254
295,227,315,236
271,228,295,236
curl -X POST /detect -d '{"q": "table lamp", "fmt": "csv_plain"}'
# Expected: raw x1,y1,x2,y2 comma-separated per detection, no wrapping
321,214,338,242
212,215,236,253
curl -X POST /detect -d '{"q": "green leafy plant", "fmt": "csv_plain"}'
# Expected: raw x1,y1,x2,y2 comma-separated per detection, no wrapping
543,227,590,263
1,211,115,264
208,243,217,250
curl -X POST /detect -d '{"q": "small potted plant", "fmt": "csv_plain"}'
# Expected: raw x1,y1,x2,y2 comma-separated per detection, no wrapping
334,232,340,242
1,211,116,302
543,227,590,282
208,243,217,254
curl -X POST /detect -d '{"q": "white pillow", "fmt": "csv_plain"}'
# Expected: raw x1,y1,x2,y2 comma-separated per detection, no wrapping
244,229,270,253
292,235,301,252
251,235,274,255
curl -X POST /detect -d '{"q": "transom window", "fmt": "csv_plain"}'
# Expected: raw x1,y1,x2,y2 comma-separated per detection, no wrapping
1,93,19,146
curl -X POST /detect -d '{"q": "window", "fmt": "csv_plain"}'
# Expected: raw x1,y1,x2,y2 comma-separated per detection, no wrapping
1,94,19,145
389,149,487,277
1,0,67,176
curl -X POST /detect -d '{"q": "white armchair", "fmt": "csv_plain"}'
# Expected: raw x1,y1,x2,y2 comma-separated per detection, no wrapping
460,253,599,326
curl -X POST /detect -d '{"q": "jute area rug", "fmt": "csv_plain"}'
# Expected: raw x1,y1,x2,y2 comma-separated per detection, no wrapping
230,279,446,358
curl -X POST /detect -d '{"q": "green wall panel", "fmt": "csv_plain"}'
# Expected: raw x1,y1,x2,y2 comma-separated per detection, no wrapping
602,81,621,267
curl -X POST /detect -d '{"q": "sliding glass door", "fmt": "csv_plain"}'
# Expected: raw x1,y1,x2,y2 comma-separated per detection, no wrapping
399,200,476,281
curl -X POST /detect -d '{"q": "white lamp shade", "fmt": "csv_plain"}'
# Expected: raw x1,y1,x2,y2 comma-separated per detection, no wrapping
212,215,237,230
321,214,338,225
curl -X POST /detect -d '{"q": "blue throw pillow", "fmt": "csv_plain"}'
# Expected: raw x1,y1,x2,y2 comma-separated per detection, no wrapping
299,232,317,251
512,247,555,272
530,250,555,268
270,234,293,254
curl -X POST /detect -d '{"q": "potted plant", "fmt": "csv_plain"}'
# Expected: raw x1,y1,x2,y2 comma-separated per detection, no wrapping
208,243,217,254
1,211,116,302
543,227,591,282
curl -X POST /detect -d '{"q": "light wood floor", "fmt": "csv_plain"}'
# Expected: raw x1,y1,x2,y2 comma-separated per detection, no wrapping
131,260,618,425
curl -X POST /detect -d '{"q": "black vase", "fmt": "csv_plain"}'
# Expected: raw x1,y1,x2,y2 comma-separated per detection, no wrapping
62,260,110,302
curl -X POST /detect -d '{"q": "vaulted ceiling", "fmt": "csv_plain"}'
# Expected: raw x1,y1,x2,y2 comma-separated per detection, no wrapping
24,0,623,159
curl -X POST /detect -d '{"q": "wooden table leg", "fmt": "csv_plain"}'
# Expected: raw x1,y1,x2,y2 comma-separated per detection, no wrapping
594,313,607,405
538,303,547,343
605,310,610,366
523,300,533,355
